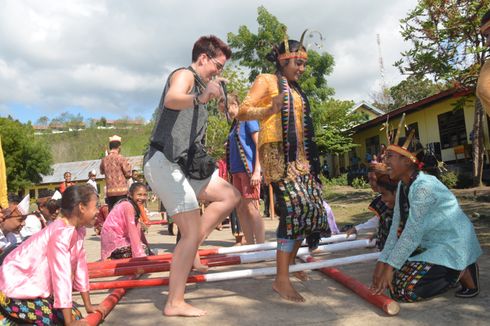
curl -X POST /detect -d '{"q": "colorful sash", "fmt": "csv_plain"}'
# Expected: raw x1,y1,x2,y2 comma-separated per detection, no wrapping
278,76,321,178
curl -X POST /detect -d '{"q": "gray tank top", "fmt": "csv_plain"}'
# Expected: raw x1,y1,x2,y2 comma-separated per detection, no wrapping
145,67,208,165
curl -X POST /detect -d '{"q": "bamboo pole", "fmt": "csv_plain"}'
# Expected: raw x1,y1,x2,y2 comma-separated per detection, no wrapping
88,234,356,271
300,255,400,316
89,239,375,278
81,276,137,325
89,252,380,291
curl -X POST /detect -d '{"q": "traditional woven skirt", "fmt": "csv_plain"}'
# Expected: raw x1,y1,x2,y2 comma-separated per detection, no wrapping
271,173,330,249
391,261,459,302
0,291,83,325
109,244,150,260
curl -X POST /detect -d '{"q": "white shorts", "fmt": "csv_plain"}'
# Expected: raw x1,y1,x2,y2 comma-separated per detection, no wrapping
144,150,218,217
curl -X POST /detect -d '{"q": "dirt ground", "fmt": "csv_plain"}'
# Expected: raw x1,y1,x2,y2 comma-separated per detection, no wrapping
78,186,490,325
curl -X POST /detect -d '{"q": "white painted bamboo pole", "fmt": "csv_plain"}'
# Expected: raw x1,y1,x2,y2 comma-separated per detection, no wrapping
204,252,381,282
216,233,357,255
239,239,376,264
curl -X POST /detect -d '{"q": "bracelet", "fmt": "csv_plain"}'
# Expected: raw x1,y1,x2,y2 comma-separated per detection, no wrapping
193,94,205,106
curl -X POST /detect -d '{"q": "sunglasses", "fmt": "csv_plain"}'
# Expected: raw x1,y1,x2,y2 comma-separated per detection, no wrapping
207,54,225,71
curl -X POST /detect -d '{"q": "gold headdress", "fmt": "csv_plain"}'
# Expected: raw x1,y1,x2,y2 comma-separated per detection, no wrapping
385,113,422,165
278,29,309,61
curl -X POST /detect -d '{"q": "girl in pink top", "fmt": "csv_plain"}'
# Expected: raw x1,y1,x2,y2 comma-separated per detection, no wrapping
0,184,102,326
100,182,150,260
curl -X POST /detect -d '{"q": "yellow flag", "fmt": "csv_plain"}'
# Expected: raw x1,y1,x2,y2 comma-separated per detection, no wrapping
0,136,8,208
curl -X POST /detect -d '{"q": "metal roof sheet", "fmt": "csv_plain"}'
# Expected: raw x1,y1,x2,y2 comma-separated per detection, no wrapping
40,156,143,184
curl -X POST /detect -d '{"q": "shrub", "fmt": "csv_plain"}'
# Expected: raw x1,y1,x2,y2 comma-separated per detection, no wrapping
440,171,458,189
323,173,348,187
352,177,370,189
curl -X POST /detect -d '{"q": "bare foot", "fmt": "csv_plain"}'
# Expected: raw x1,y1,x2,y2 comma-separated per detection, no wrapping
192,255,209,273
272,280,305,302
193,262,209,273
293,271,309,281
164,301,207,317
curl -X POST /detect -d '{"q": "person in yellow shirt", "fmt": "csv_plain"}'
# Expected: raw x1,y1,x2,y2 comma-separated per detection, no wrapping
237,31,330,302
477,9,490,114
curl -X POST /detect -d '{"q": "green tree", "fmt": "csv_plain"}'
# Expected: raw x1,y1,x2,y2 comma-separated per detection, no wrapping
389,76,445,110
371,76,446,112
227,6,335,104
396,0,489,81
205,114,229,160
0,117,53,192
36,116,49,126
312,99,364,155
396,0,490,186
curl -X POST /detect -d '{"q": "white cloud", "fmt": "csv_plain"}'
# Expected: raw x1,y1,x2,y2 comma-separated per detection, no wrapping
0,0,418,121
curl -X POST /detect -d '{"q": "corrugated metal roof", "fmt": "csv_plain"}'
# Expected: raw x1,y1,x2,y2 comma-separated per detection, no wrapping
351,88,473,133
40,156,143,184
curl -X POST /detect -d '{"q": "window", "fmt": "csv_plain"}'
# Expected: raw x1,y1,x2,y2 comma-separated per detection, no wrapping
407,122,419,139
365,135,380,160
437,110,467,149
36,188,48,199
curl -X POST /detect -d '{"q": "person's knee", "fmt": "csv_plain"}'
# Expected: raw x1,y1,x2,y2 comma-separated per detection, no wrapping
228,186,241,207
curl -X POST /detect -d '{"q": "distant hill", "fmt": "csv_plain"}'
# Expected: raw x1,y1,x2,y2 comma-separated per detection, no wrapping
36,125,153,163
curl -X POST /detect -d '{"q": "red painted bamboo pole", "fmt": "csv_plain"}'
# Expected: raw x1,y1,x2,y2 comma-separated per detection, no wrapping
90,274,200,290
87,249,225,270
146,220,168,225
90,253,379,291
89,255,241,278
82,276,137,325
303,256,400,316
87,253,228,271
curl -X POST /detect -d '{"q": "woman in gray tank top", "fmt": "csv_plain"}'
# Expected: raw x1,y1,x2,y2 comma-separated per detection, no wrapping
143,35,240,317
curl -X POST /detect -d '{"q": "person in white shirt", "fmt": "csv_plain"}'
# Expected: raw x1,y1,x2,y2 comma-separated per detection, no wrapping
87,170,98,194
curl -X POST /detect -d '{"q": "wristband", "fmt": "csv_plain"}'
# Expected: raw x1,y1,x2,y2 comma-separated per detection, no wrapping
193,94,205,106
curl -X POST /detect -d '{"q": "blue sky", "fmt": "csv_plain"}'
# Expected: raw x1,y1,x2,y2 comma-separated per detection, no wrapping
0,0,417,124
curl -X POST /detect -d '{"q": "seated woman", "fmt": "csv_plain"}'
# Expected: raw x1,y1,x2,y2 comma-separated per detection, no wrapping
371,130,482,302
100,182,151,260
347,163,397,251
0,184,101,325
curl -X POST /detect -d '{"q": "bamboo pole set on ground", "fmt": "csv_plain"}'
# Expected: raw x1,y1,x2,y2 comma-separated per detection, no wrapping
299,255,400,316
85,234,400,324
89,252,380,291
89,239,375,279
87,234,357,271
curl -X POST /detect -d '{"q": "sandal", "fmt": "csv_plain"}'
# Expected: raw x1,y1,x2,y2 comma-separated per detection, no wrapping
455,263,479,298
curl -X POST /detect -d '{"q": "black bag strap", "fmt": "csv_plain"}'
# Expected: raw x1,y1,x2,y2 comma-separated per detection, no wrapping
183,66,205,174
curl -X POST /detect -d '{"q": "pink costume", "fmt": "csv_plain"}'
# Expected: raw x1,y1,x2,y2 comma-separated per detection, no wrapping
100,201,147,260
0,219,89,309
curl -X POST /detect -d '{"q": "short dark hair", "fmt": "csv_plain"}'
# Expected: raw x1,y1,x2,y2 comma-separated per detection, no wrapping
46,198,60,215
109,141,121,150
192,35,232,62
376,174,398,193
64,171,71,177
61,184,97,216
